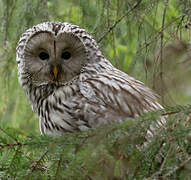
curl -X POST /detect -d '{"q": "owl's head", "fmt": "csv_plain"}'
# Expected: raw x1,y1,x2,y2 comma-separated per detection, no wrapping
16,22,103,88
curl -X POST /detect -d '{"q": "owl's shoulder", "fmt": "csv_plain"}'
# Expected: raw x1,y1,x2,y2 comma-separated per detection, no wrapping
79,67,162,115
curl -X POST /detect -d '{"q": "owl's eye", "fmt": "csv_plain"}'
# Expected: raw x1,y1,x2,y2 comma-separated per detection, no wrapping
61,51,71,60
39,52,49,60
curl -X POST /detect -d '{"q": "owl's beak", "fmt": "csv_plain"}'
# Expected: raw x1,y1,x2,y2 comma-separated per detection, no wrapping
50,64,61,81
53,65,58,79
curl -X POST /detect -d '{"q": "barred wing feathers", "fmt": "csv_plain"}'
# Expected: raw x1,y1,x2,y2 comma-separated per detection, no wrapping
79,68,165,134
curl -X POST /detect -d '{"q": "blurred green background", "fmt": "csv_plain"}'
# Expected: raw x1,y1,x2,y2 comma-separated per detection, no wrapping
0,0,191,134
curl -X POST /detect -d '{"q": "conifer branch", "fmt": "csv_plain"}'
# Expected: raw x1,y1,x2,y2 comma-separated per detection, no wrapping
163,156,191,178
28,149,49,173
98,0,142,43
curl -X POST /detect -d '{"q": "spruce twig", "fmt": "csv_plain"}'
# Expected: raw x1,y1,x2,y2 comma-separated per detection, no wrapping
163,156,191,179
28,149,49,174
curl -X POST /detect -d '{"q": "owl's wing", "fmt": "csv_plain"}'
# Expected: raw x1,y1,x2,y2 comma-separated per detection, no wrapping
79,68,165,137
80,69,162,115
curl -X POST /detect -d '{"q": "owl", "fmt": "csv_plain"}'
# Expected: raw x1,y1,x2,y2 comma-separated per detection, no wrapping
16,22,164,136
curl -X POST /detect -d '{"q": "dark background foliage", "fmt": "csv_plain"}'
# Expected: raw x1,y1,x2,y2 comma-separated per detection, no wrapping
0,0,191,179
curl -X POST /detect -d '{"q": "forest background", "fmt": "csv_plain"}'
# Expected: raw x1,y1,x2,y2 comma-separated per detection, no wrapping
0,0,191,179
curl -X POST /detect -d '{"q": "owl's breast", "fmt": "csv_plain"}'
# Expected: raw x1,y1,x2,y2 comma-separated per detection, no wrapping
36,81,129,135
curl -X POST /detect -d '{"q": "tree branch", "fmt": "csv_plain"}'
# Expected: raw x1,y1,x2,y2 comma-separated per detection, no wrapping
97,0,142,43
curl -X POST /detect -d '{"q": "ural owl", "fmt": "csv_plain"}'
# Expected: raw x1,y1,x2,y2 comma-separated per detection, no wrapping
16,22,164,136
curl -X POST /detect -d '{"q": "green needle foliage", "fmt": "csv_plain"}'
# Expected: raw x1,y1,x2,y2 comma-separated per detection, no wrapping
0,105,191,179
0,0,191,179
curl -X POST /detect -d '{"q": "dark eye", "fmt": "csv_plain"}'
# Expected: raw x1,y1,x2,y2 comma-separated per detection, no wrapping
61,51,71,60
39,52,49,60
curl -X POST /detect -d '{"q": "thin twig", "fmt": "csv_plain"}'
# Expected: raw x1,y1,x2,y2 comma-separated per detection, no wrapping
6,146,21,176
0,126,18,142
0,142,23,150
162,110,180,116
160,0,169,103
163,156,191,178
53,155,62,180
98,0,142,43
136,15,183,55
29,149,49,173
145,144,172,180
3,0,17,42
